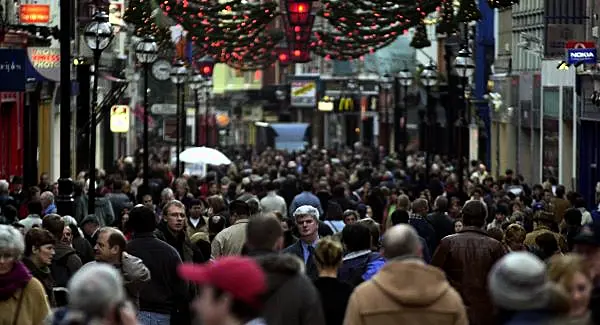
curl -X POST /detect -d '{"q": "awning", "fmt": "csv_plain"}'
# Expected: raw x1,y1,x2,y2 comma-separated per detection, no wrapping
270,123,309,151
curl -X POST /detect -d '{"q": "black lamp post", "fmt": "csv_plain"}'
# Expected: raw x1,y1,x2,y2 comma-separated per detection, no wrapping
189,72,203,146
397,67,413,168
197,56,215,146
56,0,74,216
134,35,158,191
420,64,438,184
453,48,475,197
83,12,113,215
381,75,393,153
170,60,187,176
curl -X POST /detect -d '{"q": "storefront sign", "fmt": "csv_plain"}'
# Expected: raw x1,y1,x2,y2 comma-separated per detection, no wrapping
565,40,595,49
291,80,316,107
567,48,597,65
110,105,130,133
27,47,60,82
0,49,26,92
20,4,50,24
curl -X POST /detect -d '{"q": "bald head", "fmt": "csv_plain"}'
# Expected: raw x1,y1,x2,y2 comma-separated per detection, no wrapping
382,224,422,259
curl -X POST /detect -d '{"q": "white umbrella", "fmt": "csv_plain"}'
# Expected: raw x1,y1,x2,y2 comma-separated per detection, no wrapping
179,147,232,165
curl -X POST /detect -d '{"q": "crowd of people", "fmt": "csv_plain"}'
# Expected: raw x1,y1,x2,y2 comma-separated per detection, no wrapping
0,146,599,325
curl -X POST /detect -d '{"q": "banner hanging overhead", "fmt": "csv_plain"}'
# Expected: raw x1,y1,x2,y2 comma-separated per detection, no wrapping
0,49,26,91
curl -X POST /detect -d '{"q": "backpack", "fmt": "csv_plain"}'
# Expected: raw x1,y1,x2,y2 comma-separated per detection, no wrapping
51,251,77,288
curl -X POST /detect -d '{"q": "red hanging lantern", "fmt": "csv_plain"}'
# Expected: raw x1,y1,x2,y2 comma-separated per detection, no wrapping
289,43,311,63
285,0,313,26
197,55,215,78
285,15,314,43
277,48,291,65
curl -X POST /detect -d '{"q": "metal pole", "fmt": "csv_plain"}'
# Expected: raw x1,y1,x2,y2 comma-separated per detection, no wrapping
88,51,101,216
205,85,210,146
175,83,181,176
194,89,200,146
56,0,74,217
457,77,466,198
393,78,401,154
180,83,186,173
425,86,431,184
496,119,500,179
402,84,408,167
142,64,149,190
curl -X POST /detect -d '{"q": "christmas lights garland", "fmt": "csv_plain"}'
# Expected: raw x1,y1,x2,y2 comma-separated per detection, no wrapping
123,0,173,49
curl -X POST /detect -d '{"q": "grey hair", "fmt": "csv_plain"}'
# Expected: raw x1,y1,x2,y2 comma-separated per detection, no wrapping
382,224,422,259
0,224,25,258
160,188,174,200
40,191,54,203
0,180,8,193
68,263,126,318
63,215,78,226
293,205,320,220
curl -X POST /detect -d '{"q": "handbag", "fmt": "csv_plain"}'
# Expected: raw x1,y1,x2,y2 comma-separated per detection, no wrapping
12,282,27,325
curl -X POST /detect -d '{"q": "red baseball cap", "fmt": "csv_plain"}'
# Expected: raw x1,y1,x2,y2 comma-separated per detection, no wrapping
178,257,267,307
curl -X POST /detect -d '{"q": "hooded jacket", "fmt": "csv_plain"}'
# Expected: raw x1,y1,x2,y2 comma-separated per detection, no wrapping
50,243,83,288
343,259,468,325
248,251,326,325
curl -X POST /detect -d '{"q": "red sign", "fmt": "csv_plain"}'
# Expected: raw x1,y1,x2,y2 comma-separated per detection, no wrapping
20,4,50,24
565,41,596,49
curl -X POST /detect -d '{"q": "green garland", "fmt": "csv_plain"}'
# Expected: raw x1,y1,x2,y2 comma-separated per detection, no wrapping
123,0,172,49
437,0,458,34
456,0,481,22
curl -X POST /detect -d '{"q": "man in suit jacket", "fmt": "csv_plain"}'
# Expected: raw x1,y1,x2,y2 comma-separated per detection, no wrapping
283,205,320,280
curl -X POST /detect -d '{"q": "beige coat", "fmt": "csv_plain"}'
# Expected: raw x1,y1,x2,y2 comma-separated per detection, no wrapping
344,260,468,325
211,219,249,257
0,277,49,325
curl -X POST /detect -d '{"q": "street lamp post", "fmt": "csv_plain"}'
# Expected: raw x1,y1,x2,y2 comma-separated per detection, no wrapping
189,72,203,146
398,67,413,168
381,75,393,153
197,56,215,146
203,78,213,145
420,64,438,184
83,12,113,215
170,60,188,176
134,35,158,193
453,48,475,197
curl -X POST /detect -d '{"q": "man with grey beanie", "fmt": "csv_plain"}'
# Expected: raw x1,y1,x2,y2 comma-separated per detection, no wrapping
488,251,570,325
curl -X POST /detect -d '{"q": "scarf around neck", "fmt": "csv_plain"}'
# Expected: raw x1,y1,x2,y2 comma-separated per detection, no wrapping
0,261,32,300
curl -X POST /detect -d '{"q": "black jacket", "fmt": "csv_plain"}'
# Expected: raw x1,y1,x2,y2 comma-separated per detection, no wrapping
127,232,189,315
247,250,326,325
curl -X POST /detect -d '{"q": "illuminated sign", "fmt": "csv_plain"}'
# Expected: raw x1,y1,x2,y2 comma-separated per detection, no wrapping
19,4,50,24
27,47,60,82
110,105,130,133
567,48,597,65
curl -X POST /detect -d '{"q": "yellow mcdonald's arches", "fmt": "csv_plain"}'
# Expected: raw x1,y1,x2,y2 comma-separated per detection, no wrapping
338,97,354,111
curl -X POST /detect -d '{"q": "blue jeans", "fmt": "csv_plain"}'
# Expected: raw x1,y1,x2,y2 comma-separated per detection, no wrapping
138,311,171,325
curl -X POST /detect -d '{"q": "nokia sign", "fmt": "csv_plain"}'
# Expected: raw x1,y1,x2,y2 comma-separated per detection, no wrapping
567,48,597,65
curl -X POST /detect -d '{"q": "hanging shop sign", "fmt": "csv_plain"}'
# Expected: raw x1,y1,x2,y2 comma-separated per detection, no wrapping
291,80,317,107
110,105,130,133
27,47,60,82
19,4,50,24
567,48,597,65
0,49,26,92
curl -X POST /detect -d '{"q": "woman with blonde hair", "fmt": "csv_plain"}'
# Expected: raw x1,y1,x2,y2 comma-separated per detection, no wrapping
547,254,594,324
313,237,354,325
